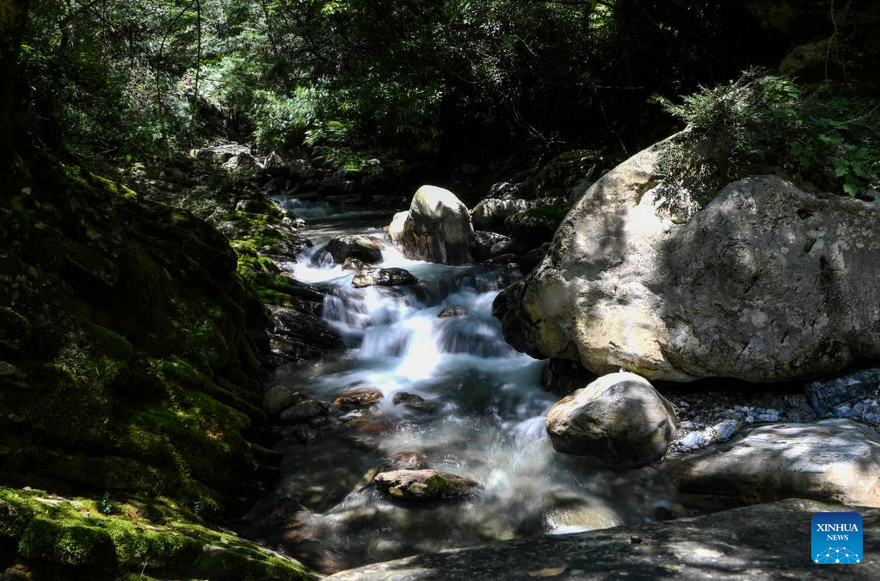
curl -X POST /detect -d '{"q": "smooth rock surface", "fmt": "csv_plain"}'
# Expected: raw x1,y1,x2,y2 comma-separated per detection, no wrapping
666,419,880,507
279,399,329,425
546,372,678,467
500,137,880,382
352,267,420,288
388,186,474,265
334,387,384,408
327,499,880,580
263,385,305,417
325,235,384,264
471,198,531,232
374,469,479,500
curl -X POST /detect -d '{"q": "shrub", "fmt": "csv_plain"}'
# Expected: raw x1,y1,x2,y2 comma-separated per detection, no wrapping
654,69,880,206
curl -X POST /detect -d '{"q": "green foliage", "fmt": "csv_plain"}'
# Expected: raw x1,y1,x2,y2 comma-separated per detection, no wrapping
655,69,880,203
22,0,772,158
252,87,321,149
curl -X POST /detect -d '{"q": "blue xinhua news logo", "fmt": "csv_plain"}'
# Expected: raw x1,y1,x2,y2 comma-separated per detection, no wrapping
812,512,863,564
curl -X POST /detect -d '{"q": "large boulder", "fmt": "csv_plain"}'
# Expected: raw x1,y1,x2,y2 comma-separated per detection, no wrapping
545,372,678,467
325,235,383,264
666,419,880,508
326,499,880,580
387,186,474,265
470,198,531,232
500,137,880,382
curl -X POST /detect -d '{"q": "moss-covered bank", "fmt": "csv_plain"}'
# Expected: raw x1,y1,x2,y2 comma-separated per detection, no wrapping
0,487,315,579
0,155,314,578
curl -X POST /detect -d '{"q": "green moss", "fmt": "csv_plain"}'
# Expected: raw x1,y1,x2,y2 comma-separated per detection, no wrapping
19,518,116,566
424,474,457,498
1,160,269,511
0,488,316,579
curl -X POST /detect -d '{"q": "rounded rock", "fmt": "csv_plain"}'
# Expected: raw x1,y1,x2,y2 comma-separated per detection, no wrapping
545,372,678,467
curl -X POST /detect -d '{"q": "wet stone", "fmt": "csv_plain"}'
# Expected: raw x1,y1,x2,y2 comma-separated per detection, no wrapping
438,306,469,318
373,469,480,501
279,399,329,425
334,387,384,408
391,392,436,413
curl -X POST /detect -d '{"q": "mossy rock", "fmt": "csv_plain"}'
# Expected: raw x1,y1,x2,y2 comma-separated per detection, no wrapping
0,159,269,510
0,488,316,579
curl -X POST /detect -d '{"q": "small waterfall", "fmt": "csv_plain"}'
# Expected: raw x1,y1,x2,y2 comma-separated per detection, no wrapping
261,196,684,572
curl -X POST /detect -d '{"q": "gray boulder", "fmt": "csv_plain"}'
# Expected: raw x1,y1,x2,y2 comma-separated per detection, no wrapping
500,136,880,382
545,372,678,467
326,499,880,580
278,399,329,425
352,268,419,289
193,143,251,164
471,198,531,232
388,186,474,265
325,235,384,264
263,385,305,417
804,368,880,420
373,469,479,500
472,231,509,261
223,151,261,171
667,419,880,507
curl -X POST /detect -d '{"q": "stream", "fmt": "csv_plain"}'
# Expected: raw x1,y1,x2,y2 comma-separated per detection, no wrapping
253,195,689,573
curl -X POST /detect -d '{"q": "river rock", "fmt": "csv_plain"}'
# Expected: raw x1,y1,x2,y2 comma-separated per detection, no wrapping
471,198,531,232
325,235,384,264
279,399,329,425
223,151,261,171
193,143,252,164
804,368,880,419
352,268,419,288
438,306,469,318
373,469,479,500
270,307,345,361
342,257,372,272
263,385,306,417
472,231,509,261
391,392,436,413
325,499,880,580
334,387,384,408
545,372,678,467
500,136,880,382
387,186,474,265
667,419,880,507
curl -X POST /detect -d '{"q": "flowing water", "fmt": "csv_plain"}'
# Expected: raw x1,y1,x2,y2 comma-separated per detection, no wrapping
255,196,686,573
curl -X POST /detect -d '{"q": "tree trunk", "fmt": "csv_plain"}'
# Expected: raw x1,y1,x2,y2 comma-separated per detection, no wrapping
0,0,29,174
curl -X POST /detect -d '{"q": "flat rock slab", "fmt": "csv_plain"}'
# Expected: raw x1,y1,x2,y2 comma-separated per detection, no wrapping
666,419,880,507
327,499,880,580
374,469,479,500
